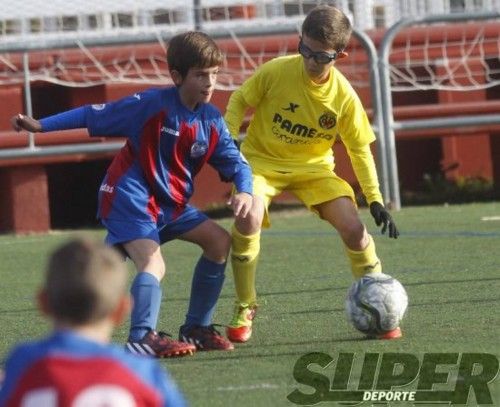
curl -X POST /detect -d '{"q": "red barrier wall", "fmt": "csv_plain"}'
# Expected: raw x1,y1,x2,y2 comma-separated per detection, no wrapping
0,165,50,232
0,87,24,131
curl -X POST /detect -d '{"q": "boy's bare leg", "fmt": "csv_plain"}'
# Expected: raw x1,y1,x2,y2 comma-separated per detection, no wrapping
124,239,196,357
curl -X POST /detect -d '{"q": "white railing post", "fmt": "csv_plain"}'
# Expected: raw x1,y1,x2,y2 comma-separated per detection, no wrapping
22,52,35,150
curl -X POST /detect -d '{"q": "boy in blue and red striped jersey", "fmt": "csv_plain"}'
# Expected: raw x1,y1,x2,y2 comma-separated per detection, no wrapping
11,31,253,357
0,238,186,406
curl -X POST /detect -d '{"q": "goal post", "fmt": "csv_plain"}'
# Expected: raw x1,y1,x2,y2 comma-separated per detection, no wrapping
378,11,500,209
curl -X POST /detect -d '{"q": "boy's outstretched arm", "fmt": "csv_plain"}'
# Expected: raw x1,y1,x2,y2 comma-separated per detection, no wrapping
10,107,87,133
10,114,42,132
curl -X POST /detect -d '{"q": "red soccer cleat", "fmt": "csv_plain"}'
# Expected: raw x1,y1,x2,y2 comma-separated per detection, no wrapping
378,327,403,340
179,324,234,351
126,330,196,358
226,303,258,343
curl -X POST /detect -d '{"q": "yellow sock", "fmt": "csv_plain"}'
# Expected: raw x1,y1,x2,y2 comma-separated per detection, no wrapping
231,224,260,305
345,235,382,279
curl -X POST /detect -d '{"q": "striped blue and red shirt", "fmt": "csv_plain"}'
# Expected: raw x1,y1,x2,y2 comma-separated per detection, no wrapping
0,330,186,406
40,86,252,223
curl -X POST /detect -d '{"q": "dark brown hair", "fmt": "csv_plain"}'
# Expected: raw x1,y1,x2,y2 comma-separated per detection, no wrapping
302,5,352,51
167,31,224,78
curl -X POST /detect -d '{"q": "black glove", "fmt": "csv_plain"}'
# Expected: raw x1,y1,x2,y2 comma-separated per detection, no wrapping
370,202,399,239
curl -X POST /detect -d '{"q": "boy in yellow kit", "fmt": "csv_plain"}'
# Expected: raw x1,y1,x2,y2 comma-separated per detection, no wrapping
225,5,399,343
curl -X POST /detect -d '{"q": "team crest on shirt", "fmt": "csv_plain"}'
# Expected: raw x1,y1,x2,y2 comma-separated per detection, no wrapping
91,104,106,111
190,141,208,158
318,111,337,129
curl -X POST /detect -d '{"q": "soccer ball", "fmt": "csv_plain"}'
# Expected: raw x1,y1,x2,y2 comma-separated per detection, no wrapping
345,272,408,336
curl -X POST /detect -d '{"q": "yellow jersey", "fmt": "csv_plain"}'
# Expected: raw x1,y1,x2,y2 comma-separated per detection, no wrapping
224,54,382,204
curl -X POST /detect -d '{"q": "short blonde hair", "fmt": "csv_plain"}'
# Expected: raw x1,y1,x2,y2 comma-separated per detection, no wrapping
44,238,128,325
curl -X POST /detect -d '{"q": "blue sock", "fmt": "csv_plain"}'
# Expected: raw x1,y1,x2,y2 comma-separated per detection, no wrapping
129,272,162,341
183,256,226,329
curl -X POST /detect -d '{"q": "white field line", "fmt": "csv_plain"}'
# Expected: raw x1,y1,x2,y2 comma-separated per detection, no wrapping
481,216,500,221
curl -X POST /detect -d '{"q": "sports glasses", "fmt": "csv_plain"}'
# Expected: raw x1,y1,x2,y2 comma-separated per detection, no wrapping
298,40,339,64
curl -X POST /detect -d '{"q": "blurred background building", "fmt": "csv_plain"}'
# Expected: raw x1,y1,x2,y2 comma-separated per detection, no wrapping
1,0,499,42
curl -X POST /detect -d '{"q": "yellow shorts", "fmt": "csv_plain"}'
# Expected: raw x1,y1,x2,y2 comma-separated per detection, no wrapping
252,166,355,228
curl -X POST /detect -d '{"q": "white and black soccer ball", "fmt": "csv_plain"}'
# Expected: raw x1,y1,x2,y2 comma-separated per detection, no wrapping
345,272,408,335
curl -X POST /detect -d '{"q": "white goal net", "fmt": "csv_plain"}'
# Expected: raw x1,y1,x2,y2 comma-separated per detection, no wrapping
388,20,500,93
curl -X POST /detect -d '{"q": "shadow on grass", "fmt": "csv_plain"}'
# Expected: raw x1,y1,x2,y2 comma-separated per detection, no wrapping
160,276,500,304
288,297,500,316
166,337,364,365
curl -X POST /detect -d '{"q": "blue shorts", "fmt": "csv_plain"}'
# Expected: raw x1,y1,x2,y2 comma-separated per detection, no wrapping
102,205,208,246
